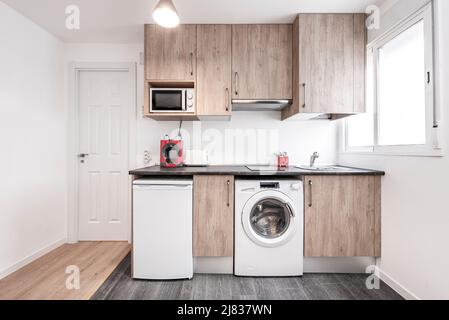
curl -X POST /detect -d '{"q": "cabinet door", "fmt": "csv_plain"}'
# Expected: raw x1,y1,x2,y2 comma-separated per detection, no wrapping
197,25,232,116
284,14,365,118
304,176,381,257
232,25,292,100
193,175,234,257
353,14,367,113
145,24,197,80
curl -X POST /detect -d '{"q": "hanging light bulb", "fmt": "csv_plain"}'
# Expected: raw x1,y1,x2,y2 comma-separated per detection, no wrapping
152,0,180,28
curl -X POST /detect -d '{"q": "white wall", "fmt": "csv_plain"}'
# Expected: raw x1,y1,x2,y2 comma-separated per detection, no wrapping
339,0,449,300
0,3,66,277
65,43,340,167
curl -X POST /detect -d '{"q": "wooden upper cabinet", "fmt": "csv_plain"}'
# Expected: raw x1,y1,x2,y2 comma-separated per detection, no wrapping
145,24,197,80
196,25,232,117
232,24,293,100
282,14,366,119
353,14,367,113
193,175,234,257
304,176,381,257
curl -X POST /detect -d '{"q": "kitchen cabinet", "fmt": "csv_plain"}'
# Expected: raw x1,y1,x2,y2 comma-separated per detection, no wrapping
145,24,197,80
193,175,234,257
196,25,232,117
232,24,292,100
303,175,381,257
282,14,366,119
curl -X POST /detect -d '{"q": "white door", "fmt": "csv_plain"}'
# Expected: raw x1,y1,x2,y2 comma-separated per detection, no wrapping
78,70,130,241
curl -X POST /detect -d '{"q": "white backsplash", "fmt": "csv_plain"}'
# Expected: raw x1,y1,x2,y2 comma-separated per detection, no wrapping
138,111,340,167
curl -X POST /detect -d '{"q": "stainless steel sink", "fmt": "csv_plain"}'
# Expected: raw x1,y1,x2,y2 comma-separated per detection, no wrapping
296,165,353,172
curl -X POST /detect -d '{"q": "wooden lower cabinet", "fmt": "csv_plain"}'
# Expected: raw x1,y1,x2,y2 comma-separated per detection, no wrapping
193,175,234,257
304,175,381,257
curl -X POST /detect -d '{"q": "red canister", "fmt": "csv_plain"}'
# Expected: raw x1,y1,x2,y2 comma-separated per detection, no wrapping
277,153,289,168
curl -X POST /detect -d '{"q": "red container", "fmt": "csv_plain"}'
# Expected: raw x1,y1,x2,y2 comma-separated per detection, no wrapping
160,139,184,168
277,154,289,168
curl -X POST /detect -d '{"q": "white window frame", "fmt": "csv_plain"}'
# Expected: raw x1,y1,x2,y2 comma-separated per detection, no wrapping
344,2,442,157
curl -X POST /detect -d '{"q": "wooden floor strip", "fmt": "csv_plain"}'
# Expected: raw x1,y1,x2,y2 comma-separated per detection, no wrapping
0,241,131,300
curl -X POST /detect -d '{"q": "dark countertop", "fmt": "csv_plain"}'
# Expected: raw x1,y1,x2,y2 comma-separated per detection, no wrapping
130,165,385,177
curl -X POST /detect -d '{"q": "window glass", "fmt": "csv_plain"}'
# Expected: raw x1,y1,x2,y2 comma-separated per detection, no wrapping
378,20,426,146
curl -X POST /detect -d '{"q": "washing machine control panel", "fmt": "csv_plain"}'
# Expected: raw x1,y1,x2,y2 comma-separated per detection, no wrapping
290,183,302,190
260,182,280,189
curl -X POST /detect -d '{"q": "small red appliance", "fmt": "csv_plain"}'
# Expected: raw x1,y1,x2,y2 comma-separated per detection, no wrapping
277,152,289,168
160,135,184,168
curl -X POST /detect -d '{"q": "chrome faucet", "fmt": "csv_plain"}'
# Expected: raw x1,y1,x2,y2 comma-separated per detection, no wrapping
310,152,319,167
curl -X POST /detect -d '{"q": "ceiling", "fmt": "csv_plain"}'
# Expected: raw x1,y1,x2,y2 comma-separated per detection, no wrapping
2,0,379,43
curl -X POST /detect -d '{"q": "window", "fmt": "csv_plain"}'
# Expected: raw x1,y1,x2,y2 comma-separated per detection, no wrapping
345,3,440,156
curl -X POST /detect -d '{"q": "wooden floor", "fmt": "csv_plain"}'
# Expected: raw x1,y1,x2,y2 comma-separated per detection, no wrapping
92,254,403,300
0,241,131,300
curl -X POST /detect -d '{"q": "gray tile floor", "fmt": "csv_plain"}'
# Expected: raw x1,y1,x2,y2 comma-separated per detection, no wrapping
92,254,403,300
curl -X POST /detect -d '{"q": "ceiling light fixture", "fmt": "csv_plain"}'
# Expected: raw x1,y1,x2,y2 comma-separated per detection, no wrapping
152,0,180,28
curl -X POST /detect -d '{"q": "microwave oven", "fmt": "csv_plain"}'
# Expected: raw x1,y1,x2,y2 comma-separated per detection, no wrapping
150,88,195,113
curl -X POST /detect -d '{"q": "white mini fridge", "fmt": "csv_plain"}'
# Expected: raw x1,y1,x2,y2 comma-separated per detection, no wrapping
132,179,193,280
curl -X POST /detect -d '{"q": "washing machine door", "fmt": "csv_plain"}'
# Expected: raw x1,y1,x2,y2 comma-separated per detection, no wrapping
241,190,297,248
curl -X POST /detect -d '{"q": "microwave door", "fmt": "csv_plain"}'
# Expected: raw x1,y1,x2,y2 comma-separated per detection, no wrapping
152,90,184,112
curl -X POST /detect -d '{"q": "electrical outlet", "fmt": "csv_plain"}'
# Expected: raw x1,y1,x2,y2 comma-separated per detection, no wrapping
144,150,152,166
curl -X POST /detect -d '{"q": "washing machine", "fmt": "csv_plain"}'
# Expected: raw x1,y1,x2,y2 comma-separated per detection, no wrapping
234,179,303,277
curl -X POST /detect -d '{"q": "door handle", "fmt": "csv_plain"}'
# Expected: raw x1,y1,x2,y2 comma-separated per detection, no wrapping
284,202,295,218
308,180,313,207
302,83,306,109
234,72,239,96
227,180,231,207
78,153,89,158
225,88,230,112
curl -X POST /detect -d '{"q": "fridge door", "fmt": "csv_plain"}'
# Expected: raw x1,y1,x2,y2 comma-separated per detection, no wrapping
132,180,193,280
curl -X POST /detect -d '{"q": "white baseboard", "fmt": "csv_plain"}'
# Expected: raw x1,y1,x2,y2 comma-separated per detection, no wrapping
379,270,419,300
0,238,67,280
304,257,376,273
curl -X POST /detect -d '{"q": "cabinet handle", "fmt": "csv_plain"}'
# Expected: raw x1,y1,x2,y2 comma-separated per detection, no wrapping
302,83,306,109
308,180,313,207
190,52,194,76
227,180,231,207
234,72,239,96
225,88,230,112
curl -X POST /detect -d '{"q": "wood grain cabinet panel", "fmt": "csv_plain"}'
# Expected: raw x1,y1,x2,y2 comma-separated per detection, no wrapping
282,14,366,119
232,24,293,100
304,176,381,257
193,175,234,257
197,25,232,116
145,24,197,80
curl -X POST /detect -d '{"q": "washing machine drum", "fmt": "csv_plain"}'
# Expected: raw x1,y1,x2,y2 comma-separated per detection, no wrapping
242,191,297,248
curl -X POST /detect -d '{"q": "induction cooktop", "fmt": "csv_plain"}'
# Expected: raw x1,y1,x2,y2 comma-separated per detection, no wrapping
246,166,286,172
